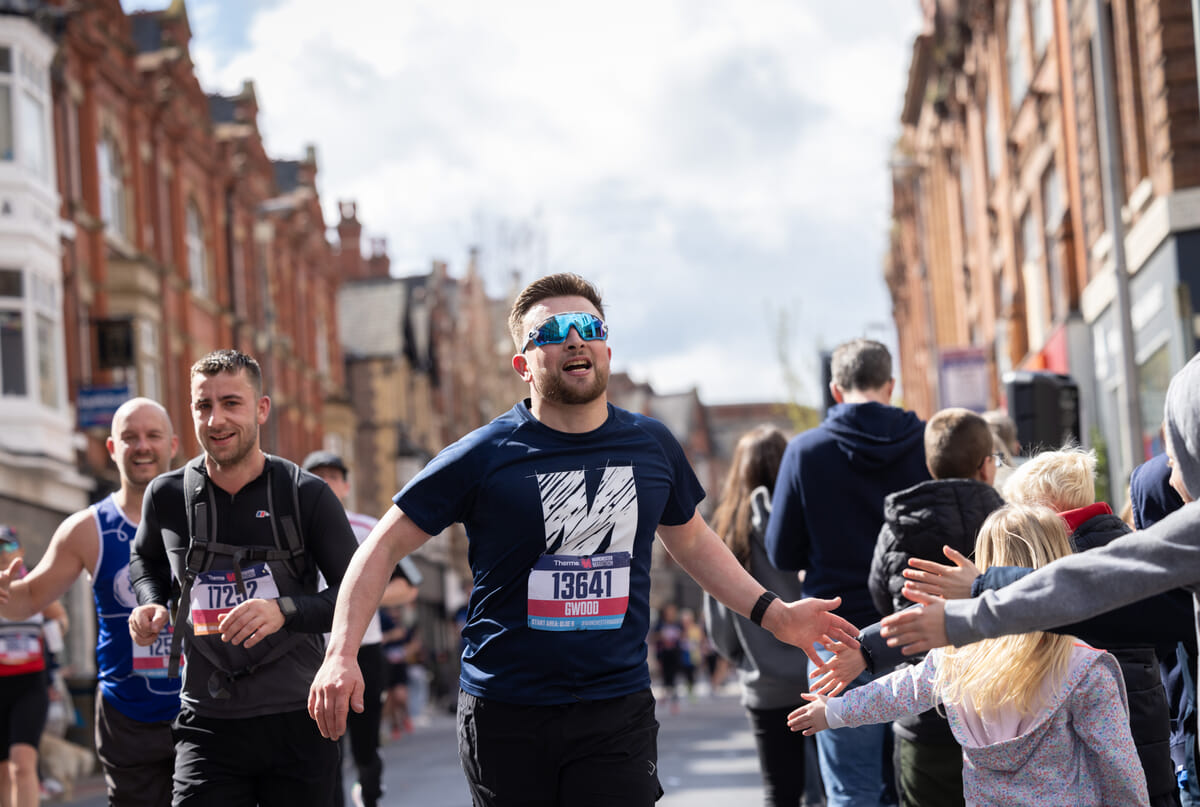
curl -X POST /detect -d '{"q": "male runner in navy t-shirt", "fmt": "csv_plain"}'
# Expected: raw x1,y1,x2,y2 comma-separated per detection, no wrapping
308,272,860,806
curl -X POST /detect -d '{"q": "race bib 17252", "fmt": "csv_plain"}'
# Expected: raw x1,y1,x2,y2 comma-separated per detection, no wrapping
189,564,280,636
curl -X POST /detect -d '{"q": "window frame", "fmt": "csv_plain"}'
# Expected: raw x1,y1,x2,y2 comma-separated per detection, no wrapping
1030,0,1054,63
0,268,25,397
1020,206,1050,350
0,267,60,406
186,200,209,297
97,134,128,240
0,44,53,180
1006,0,1030,110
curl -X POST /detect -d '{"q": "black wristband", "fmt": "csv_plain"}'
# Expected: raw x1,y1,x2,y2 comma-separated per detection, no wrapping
750,590,780,626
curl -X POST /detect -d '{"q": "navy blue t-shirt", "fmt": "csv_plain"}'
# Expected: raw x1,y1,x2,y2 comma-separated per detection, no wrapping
395,401,704,705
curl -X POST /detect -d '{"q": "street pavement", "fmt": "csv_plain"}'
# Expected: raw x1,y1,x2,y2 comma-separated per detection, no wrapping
59,689,769,806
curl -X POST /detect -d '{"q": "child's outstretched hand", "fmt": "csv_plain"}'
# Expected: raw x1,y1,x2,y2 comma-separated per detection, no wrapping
808,636,866,696
787,692,829,735
901,545,979,600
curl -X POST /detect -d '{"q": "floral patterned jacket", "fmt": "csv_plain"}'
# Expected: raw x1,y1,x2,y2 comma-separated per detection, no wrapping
825,643,1149,806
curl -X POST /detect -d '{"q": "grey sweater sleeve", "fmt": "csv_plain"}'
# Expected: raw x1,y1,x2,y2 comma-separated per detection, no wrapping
944,502,1200,646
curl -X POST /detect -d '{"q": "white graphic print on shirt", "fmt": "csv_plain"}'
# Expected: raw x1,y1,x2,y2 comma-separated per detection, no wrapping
537,464,638,555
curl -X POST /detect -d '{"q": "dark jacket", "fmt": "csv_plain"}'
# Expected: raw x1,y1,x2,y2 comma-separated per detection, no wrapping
868,477,1004,744
1132,453,1185,531
1131,453,1195,794
870,478,1005,617
131,455,358,719
765,401,929,626
975,506,1181,805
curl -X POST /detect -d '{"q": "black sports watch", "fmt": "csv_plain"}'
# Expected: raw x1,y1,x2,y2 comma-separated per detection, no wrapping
277,596,299,622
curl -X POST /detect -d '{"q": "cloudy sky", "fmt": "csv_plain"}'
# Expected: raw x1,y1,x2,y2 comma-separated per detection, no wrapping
121,1,925,406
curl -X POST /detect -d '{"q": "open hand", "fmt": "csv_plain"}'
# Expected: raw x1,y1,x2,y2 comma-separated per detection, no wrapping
880,589,948,655
787,692,829,735
902,545,979,601
0,556,19,605
808,637,866,696
768,597,860,668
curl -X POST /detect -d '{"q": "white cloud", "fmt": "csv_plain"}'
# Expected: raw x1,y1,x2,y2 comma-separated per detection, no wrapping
129,0,923,405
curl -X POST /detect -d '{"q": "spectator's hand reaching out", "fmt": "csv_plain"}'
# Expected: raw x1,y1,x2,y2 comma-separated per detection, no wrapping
902,545,979,601
808,638,866,697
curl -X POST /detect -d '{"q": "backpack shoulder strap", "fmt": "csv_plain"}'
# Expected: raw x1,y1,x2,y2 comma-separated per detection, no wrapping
266,455,309,583
171,455,214,678
183,456,212,552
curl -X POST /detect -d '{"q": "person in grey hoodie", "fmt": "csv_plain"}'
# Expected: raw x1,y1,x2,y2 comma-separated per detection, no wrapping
880,351,1200,761
704,425,824,807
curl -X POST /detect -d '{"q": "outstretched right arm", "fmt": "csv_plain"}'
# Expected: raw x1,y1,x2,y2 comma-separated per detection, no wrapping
308,506,434,740
0,510,95,621
884,502,1200,654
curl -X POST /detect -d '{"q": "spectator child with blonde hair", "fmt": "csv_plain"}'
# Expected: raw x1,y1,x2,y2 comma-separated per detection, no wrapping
1001,446,1097,512
790,505,1148,806
899,446,1186,805
881,352,1200,806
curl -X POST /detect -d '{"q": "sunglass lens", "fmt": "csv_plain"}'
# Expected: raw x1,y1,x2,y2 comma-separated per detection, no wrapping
532,313,606,346
575,314,607,340
533,318,566,345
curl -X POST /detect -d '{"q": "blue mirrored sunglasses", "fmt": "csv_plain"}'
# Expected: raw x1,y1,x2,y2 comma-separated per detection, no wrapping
523,312,608,353
0,541,18,553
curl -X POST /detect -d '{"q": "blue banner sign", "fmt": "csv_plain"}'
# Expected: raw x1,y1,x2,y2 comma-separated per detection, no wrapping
78,385,130,429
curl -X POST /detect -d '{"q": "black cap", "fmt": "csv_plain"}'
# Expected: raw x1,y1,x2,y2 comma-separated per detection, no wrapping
0,525,17,546
301,450,347,474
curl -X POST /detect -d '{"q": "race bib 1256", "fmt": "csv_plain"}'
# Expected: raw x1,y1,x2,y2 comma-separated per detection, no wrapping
132,625,180,677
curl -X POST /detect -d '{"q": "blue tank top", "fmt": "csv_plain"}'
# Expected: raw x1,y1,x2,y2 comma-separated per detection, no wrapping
92,495,180,722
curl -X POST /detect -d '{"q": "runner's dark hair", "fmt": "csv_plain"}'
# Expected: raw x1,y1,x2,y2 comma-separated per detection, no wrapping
191,349,263,395
508,273,605,351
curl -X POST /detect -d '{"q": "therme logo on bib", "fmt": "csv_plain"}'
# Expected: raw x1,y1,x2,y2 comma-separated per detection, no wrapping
528,465,637,631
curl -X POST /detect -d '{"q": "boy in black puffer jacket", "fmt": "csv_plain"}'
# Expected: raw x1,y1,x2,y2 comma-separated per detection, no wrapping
867,408,1005,807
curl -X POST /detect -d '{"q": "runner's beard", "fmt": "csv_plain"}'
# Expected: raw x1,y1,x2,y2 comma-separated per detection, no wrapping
538,364,609,406
204,423,259,469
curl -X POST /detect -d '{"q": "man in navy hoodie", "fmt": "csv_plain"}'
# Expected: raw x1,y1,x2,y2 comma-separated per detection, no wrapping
766,338,929,807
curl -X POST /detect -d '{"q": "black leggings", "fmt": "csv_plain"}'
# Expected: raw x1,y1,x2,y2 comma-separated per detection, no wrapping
658,650,682,693
747,705,809,807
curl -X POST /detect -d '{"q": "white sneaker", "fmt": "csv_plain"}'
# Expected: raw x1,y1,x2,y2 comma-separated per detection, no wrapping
350,782,365,807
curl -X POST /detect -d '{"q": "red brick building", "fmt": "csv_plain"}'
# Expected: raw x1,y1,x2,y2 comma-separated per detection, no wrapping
0,0,360,676
889,0,1200,493
44,0,353,482
0,0,806,692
